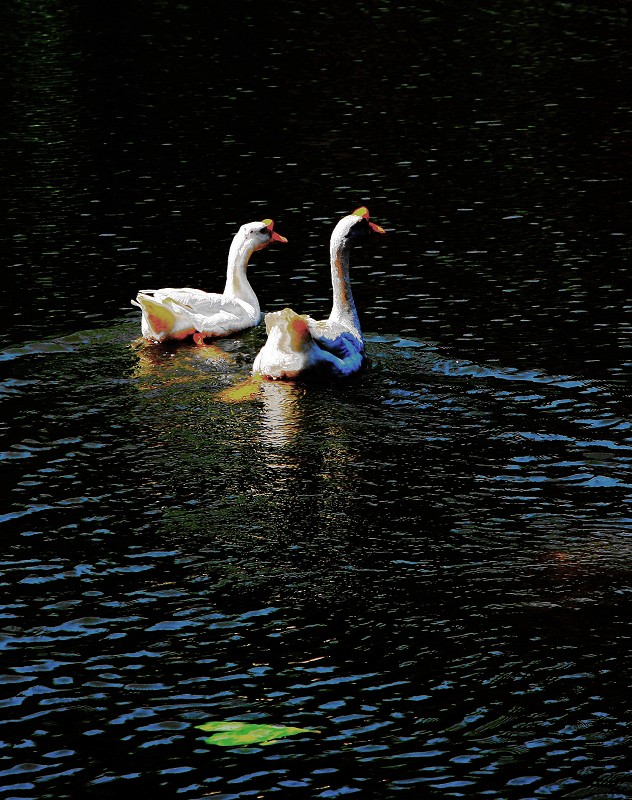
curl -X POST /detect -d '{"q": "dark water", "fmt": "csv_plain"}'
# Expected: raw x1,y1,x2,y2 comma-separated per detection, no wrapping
1,1,631,798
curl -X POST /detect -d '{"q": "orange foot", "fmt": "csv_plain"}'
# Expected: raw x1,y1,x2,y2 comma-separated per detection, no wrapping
193,333,207,347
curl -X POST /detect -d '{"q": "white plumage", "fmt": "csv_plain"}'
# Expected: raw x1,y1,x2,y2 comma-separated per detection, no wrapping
252,207,385,380
132,219,287,345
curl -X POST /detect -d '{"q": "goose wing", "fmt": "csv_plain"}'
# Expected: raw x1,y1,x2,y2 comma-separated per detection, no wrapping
306,318,364,358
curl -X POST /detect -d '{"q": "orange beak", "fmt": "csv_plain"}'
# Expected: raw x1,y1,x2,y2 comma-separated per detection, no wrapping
263,219,288,243
352,206,386,234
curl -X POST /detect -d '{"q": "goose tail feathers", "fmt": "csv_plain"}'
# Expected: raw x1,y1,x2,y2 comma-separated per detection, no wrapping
135,293,178,337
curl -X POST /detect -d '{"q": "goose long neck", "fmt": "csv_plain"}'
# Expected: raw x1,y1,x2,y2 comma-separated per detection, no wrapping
329,231,361,333
223,234,258,308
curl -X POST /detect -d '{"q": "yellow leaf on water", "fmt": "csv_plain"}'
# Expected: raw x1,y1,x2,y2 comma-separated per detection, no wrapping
214,376,263,404
196,720,316,747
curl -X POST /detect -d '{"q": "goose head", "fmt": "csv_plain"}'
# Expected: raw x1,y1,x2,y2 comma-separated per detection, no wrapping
332,206,386,244
237,219,288,253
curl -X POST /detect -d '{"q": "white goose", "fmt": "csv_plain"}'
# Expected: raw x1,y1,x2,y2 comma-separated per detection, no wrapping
252,207,385,380
132,219,287,345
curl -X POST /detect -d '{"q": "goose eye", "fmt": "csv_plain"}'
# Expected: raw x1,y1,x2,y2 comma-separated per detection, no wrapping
258,226,269,234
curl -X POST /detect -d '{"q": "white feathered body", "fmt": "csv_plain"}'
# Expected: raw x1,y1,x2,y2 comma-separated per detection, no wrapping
132,220,285,344
252,308,364,380
252,208,383,381
135,287,259,342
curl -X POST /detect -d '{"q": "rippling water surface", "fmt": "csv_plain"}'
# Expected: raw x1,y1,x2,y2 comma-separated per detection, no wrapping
1,1,631,798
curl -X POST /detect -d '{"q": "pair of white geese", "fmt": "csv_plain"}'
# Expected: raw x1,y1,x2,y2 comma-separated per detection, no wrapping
132,207,386,380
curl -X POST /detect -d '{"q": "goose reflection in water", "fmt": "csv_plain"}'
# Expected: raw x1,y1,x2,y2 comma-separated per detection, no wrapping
213,373,361,527
130,338,237,391
212,377,305,466
258,379,304,453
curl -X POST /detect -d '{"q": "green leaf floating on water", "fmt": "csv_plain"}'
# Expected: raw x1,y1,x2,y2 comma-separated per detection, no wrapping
196,720,315,747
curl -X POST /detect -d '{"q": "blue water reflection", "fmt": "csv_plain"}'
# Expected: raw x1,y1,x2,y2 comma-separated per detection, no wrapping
2,322,630,794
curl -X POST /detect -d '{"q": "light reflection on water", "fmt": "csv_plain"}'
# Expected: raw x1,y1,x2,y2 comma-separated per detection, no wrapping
257,380,305,455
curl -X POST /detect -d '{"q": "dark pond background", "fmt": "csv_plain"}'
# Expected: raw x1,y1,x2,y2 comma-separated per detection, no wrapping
1,1,631,798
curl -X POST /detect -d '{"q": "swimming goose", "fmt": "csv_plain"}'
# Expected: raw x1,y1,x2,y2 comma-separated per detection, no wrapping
132,219,287,345
252,207,385,380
